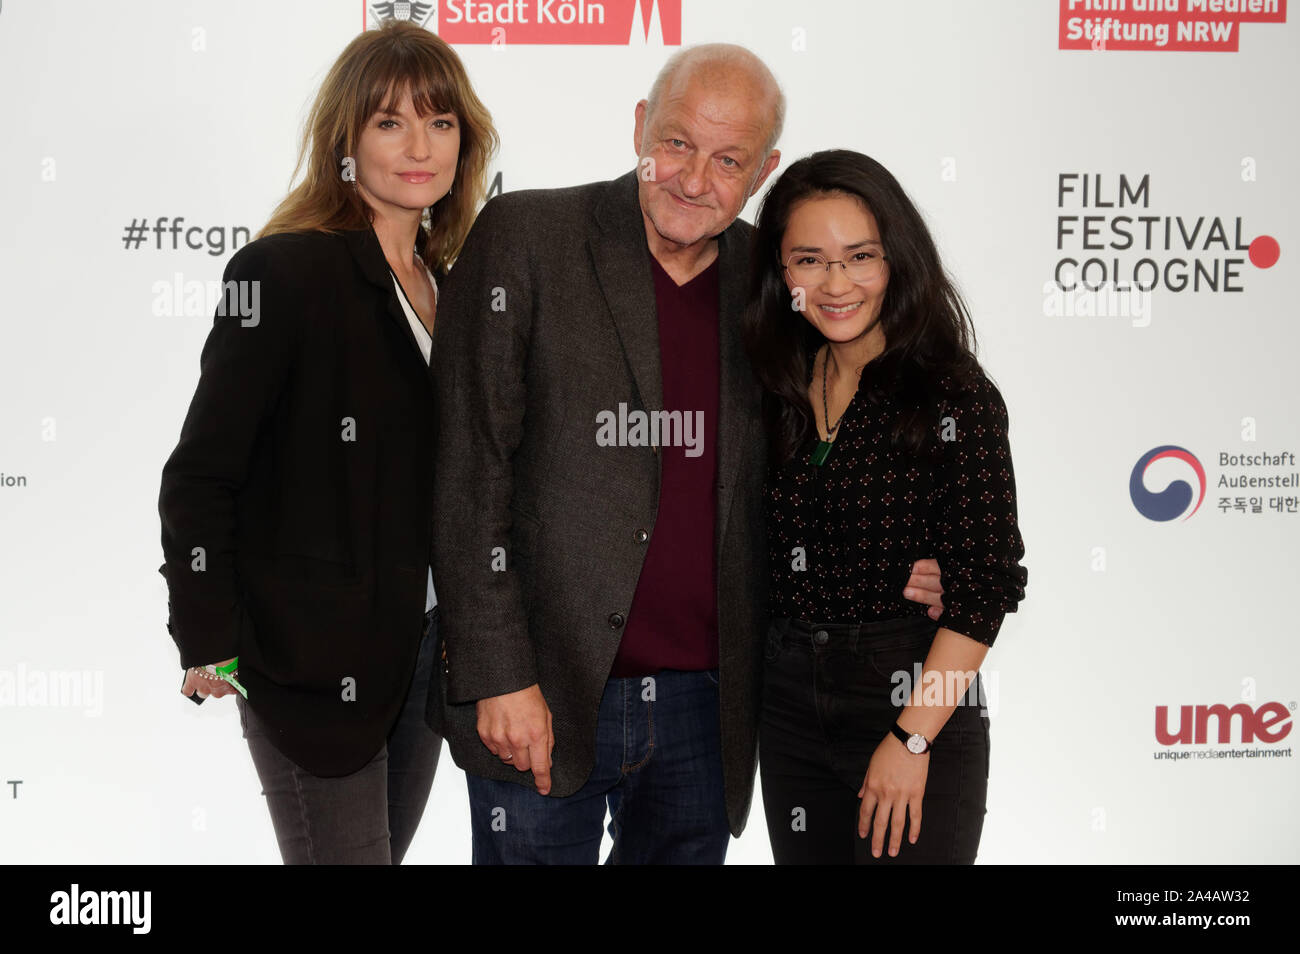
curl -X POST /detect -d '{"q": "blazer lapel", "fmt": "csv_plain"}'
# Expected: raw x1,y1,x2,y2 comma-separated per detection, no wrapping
714,220,757,558
589,172,664,415
342,226,435,392
587,171,757,551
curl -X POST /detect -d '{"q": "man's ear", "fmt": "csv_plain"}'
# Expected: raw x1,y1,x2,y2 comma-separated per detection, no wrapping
749,149,782,199
633,100,649,157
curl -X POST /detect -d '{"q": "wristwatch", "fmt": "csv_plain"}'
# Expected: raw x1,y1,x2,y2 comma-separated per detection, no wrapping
891,723,932,754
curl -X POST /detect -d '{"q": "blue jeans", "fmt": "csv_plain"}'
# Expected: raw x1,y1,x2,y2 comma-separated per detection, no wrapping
466,669,731,864
236,607,442,864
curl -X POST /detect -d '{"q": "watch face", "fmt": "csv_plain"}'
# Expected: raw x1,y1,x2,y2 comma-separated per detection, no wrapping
907,734,927,754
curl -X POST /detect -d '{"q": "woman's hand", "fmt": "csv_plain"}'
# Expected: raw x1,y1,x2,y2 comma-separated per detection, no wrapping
858,731,929,858
180,658,240,700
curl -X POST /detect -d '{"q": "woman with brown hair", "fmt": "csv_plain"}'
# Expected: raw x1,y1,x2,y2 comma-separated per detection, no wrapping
158,20,497,863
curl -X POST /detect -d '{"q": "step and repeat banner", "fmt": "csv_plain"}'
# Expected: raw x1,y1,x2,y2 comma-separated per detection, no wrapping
0,0,1295,866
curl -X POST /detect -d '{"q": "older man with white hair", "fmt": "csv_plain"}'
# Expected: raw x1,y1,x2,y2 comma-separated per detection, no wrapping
427,43,944,864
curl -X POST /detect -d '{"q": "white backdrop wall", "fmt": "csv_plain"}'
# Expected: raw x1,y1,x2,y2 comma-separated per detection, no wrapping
0,0,1295,864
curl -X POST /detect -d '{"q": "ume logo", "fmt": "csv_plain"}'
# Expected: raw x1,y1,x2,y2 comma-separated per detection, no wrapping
1155,702,1292,745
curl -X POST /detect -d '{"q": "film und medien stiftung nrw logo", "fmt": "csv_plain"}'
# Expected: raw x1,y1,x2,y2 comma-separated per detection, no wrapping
1130,445,1206,522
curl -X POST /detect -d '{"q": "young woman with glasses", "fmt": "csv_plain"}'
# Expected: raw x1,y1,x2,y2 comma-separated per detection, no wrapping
744,149,1028,865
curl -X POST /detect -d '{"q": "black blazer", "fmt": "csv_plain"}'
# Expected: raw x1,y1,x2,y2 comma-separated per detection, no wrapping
159,225,440,777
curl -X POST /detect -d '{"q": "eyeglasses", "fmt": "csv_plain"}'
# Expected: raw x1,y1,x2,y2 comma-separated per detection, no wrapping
783,249,888,284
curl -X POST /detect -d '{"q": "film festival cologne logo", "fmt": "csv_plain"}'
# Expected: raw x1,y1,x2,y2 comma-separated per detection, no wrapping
1044,170,1281,325
365,0,682,43
1130,446,1297,764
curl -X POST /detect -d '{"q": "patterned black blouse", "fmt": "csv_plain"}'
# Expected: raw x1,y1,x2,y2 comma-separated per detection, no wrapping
764,359,1028,645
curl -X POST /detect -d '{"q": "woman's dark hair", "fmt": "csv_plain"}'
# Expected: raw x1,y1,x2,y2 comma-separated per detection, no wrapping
743,149,982,466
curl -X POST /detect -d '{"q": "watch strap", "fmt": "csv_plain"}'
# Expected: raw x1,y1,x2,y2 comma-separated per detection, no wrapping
891,722,931,753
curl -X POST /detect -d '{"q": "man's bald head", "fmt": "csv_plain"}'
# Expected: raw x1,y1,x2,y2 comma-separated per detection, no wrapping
632,43,784,256
643,44,785,156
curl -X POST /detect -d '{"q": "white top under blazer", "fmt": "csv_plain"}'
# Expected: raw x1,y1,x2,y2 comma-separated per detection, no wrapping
390,263,438,613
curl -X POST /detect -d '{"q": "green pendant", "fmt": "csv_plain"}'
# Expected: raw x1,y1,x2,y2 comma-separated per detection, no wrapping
810,440,833,466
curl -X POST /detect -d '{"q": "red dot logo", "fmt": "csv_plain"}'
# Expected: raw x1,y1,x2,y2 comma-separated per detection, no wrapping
1249,235,1280,268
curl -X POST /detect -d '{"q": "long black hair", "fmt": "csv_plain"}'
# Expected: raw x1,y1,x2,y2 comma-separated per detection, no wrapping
742,149,982,466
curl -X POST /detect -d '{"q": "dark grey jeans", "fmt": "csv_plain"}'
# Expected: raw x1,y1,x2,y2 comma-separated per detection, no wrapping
235,607,443,864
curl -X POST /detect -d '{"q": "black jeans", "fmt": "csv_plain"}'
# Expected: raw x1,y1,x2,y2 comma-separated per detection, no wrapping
759,615,989,865
235,607,443,864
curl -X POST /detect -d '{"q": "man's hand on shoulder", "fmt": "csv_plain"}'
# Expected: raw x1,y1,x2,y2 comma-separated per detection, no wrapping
905,559,944,620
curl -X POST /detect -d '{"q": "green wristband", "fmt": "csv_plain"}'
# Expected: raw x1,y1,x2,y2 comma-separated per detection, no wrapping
219,671,248,700
214,657,246,698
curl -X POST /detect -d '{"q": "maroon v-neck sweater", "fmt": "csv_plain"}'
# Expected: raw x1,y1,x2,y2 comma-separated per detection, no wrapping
609,252,721,677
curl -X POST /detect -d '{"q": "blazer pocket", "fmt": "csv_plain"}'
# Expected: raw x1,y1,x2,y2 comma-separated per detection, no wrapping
241,559,374,687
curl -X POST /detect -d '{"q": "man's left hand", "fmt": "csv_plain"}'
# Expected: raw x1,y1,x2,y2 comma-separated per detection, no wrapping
904,559,943,620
